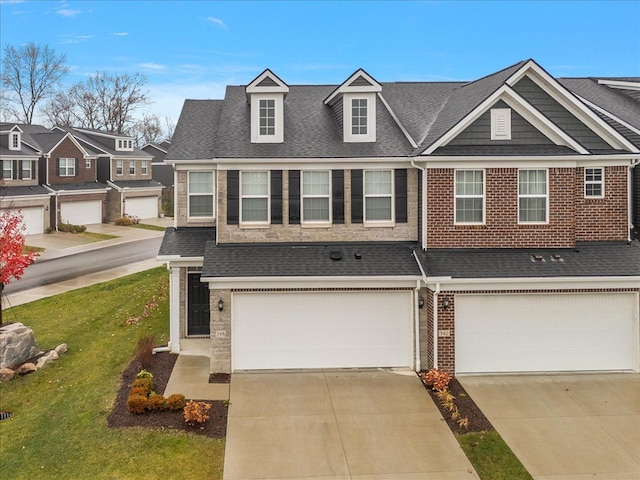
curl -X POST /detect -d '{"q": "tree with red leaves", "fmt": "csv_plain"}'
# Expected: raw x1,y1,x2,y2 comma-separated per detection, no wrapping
0,209,39,323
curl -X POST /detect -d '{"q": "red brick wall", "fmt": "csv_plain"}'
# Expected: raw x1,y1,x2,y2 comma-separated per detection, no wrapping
575,166,628,241
49,138,95,184
426,167,628,248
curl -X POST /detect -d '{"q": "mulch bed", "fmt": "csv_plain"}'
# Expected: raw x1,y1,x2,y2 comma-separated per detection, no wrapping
420,376,494,435
107,352,227,438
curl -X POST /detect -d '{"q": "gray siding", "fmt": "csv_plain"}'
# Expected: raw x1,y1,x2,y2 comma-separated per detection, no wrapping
351,75,373,87
449,100,554,146
512,76,610,150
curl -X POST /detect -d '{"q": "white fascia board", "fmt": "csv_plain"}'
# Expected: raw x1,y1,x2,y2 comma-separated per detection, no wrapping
215,157,413,170
576,95,640,139
50,133,91,157
203,275,421,290
156,256,204,267
123,186,164,193
52,188,110,196
323,69,382,105
0,193,52,201
597,79,640,91
169,160,216,168
246,69,289,94
378,92,418,148
419,154,638,169
508,65,636,151
424,275,640,291
107,180,124,192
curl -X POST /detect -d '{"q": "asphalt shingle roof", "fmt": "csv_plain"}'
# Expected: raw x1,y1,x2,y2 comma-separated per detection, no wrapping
109,179,163,189
46,182,109,192
0,185,51,197
158,227,216,258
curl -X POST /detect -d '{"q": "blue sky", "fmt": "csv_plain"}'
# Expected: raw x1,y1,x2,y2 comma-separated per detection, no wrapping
1,0,639,124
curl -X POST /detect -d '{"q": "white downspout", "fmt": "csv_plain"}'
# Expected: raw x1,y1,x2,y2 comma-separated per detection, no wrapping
169,266,181,353
628,159,640,243
434,283,440,369
411,160,427,251
173,168,178,230
412,250,428,372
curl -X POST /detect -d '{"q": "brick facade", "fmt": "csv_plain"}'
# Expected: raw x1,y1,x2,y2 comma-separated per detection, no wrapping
110,157,154,181
49,138,96,184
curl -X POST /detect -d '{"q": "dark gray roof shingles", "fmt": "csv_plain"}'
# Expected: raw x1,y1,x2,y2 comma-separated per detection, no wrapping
158,227,216,258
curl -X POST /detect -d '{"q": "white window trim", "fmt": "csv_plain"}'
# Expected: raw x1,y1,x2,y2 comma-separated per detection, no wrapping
116,138,134,152
344,92,376,143
21,160,32,180
363,169,394,226
454,169,486,225
85,159,91,169
116,159,123,176
240,170,270,225
250,93,284,143
129,160,136,175
301,170,332,225
2,160,13,179
9,132,20,151
491,108,512,140
187,171,216,220
584,167,605,198
141,160,148,175
518,168,549,224
59,157,76,177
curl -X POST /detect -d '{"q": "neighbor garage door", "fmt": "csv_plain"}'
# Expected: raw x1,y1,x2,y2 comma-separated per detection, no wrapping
232,291,413,370
125,197,158,219
4,207,44,235
60,200,102,225
455,293,638,374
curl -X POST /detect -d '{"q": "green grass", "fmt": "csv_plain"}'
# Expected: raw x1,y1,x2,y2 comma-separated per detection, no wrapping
131,223,167,231
0,267,224,479
78,231,119,242
458,431,533,480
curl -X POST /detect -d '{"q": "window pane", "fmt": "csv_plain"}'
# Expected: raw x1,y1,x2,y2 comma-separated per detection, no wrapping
242,198,268,222
519,198,546,222
302,171,329,195
189,196,213,217
585,183,602,197
585,168,602,182
365,197,392,221
352,98,368,135
303,198,329,222
455,170,483,195
365,171,391,195
242,172,268,195
456,198,483,223
189,172,213,194
2,160,11,179
519,170,546,195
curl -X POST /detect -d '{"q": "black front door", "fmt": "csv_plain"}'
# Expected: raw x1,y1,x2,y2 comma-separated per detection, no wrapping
187,274,210,336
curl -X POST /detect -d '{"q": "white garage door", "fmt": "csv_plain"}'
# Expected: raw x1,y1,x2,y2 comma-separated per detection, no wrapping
233,291,413,371
125,197,158,219
456,293,638,374
60,200,102,225
4,207,45,235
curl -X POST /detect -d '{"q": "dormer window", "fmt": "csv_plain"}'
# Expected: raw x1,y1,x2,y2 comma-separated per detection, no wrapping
351,99,368,135
9,132,20,151
116,138,134,151
246,69,289,144
491,108,512,140
259,99,276,136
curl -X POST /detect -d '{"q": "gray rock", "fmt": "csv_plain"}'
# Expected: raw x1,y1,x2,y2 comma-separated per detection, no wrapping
0,323,40,369
47,350,59,361
16,363,37,375
0,368,15,382
36,356,53,370
54,344,68,355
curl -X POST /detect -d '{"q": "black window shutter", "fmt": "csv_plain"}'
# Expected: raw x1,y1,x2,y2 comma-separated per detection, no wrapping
31,161,37,180
288,170,300,224
56,159,60,177
75,158,79,177
351,169,363,223
395,169,408,223
332,170,344,224
16,160,22,180
227,170,239,225
271,170,282,224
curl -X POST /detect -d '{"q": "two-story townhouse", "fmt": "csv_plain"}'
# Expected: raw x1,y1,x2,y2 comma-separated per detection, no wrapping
58,127,163,221
159,59,640,376
0,124,51,234
142,140,174,188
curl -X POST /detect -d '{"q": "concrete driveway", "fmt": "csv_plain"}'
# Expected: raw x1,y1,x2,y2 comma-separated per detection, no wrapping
223,370,478,480
459,374,640,480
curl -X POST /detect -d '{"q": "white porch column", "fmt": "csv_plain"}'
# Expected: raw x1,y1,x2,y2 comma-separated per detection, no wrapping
169,266,181,353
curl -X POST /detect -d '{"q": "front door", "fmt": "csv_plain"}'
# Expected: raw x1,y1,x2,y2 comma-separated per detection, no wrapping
187,274,210,336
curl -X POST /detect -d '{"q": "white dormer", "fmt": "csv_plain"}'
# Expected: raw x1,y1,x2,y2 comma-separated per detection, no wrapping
323,69,381,143
115,137,134,151
246,69,289,144
8,125,22,151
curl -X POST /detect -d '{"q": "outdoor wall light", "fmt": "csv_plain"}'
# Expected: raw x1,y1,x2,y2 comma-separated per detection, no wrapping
418,296,424,309
218,299,224,312
442,296,450,310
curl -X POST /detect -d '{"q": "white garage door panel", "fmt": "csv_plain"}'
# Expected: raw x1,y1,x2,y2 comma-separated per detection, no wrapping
233,291,413,370
60,201,101,225
5,207,44,235
456,293,638,373
125,197,157,219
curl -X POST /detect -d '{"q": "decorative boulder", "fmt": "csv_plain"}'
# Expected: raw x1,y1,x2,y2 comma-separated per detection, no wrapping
0,323,41,369
16,363,37,375
36,355,54,370
54,344,68,355
0,368,15,382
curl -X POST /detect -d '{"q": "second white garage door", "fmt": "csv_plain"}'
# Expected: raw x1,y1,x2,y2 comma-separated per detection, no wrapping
125,197,158,219
4,207,45,235
60,200,102,225
455,293,638,374
232,291,413,371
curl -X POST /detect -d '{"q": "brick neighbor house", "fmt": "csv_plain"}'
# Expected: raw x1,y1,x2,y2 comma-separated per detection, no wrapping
158,59,640,375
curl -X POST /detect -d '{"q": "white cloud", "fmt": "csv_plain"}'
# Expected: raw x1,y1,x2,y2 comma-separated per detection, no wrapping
56,8,81,17
112,32,129,36
60,34,92,45
206,16,227,29
139,63,167,71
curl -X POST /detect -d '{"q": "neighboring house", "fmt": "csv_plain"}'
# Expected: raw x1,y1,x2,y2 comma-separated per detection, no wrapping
58,127,163,221
142,140,174,188
158,59,640,376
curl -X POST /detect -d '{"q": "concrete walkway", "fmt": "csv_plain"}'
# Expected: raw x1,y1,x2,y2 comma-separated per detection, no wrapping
224,370,478,480
459,374,640,480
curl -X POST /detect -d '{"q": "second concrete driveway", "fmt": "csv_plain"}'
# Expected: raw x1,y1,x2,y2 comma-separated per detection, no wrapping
223,370,478,480
459,374,640,479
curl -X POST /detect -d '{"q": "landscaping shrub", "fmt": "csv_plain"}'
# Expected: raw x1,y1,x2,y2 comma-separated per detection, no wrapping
57,221,87,233
136,369,153,379
184,400,210,426
420,368,452,392
127,394,148,414
167,393,186,411
132,377,153,392
129,386,149,398
115,216,133,226
134,335,155,369
147,394,167,411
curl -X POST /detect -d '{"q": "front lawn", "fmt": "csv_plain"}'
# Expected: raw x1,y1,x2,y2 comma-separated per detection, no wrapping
0,267,224,479
458,431,533,480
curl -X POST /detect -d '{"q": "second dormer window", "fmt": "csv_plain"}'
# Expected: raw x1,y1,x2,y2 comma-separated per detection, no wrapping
10,132,20,150
259,99,276,136
352,99,368,135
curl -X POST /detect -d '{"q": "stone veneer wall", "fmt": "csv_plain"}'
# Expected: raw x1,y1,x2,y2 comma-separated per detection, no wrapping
210,289,231,374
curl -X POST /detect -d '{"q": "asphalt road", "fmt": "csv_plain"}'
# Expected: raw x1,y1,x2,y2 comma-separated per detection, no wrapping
4,237,163,294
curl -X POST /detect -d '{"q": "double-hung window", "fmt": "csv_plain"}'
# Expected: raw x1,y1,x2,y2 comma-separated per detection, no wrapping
302,171,330,223
455,170,484,223
141,160,148,175
10,133,20,150
584,167,604,198
129,161,136,175
518,169,548,223
259,99,275,136
116,159,123,176
351,99,368,135
21,161,32,180
59,158,75,177
188,171,214,218
2,160,12,179
364,170,393,222
241,171,269,223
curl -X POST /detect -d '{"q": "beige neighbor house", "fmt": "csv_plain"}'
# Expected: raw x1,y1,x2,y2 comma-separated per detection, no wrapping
158,59,640,376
